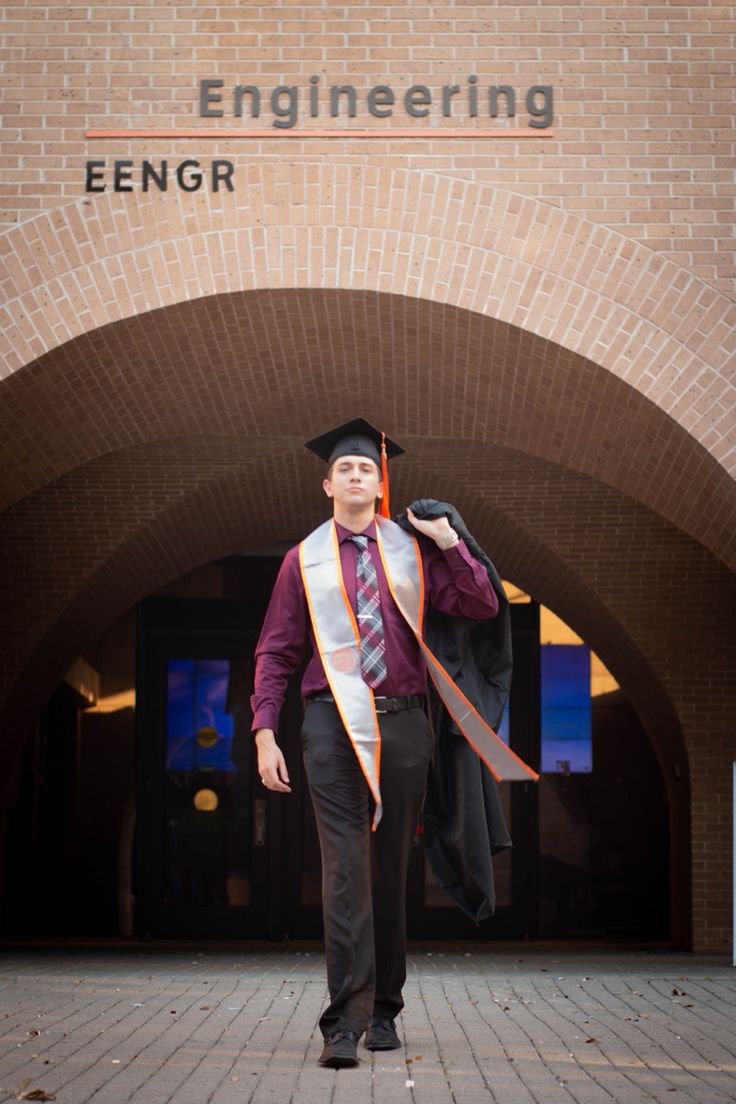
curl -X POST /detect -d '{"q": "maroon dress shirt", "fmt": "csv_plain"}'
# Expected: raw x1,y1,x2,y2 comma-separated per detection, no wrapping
250,518,499,734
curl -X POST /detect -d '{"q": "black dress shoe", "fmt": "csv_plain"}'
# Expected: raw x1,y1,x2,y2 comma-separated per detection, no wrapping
318,1029,360,1068
364,1016,401,1050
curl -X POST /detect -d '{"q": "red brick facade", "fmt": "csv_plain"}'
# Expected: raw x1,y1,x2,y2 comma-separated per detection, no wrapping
0,2,734,951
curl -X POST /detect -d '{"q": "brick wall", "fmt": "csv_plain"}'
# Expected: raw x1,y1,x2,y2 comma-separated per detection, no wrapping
1,1,734,294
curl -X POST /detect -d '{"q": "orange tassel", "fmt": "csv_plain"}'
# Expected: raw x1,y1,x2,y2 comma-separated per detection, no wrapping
378,431,391,518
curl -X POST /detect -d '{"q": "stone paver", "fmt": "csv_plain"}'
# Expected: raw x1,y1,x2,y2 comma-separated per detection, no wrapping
0,943,734,1104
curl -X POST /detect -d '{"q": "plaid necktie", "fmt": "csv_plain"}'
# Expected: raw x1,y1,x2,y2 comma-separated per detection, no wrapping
348,534,387,688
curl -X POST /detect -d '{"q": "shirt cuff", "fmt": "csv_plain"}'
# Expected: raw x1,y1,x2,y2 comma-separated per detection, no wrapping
252,708,280,735
441,536,472,563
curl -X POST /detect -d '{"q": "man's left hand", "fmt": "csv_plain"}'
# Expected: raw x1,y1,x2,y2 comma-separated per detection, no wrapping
406,507,457,545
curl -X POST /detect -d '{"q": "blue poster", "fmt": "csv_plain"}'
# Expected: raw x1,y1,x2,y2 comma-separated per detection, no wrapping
540,644,592,773
166,658,236,772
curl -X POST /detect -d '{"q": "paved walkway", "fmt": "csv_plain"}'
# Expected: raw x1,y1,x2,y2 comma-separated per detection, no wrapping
0,943,734,1104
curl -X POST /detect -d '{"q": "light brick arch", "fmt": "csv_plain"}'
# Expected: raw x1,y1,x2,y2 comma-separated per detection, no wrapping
1,163,734,469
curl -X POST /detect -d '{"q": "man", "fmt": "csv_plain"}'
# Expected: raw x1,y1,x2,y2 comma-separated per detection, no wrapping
250,417,501,1069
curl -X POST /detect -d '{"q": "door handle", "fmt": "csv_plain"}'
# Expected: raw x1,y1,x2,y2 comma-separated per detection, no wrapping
253,798,266,847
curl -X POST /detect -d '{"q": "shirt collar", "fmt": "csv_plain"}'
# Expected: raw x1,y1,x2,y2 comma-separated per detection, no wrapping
334,518,377,543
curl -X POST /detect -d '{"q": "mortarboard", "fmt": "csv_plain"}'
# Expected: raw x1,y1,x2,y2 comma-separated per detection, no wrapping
304,417,404,518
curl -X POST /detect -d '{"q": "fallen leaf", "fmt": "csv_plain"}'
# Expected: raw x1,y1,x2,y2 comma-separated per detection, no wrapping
585,1037,600,1044
672,987,687,996
27,1030,40,1037
21,1091,56,1101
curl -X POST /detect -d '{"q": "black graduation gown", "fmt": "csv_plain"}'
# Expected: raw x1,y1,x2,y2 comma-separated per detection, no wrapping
395,498,516,923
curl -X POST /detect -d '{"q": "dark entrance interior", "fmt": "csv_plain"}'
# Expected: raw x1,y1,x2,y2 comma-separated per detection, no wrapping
133,582,526,941
2,556,670,944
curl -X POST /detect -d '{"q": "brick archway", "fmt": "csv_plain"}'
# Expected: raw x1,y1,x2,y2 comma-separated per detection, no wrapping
0,166,734,569
1,171,733,952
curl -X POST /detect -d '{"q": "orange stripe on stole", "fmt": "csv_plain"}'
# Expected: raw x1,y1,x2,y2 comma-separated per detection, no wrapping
374,516,539,784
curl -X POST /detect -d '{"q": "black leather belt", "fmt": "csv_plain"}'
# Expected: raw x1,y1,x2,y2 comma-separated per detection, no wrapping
307,692,425,714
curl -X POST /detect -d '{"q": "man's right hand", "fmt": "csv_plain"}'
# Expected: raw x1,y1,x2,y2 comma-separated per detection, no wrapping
254,728,292,793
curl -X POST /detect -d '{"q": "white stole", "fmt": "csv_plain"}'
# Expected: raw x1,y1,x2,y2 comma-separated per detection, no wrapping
299,516,538,830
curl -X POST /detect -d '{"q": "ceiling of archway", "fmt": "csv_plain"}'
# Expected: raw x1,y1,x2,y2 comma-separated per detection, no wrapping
0,288,733,568
3,432,734,710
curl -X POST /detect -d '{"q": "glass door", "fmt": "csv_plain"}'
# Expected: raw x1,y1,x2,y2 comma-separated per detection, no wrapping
134,581,325,941
135,597,263,938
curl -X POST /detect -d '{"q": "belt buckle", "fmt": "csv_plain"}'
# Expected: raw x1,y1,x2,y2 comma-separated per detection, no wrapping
374,695,391,715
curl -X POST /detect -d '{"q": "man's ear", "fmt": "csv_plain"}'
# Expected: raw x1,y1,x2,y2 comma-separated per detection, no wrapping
322,477,333,498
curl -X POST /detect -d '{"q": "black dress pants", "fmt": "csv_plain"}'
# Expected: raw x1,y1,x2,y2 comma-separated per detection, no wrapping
301,700,433,1039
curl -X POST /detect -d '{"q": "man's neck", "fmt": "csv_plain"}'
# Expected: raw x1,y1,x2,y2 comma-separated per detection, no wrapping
332,504,376,533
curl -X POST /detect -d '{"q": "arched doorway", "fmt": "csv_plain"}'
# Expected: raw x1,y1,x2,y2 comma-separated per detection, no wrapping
2,165,734,950
2,552,672,946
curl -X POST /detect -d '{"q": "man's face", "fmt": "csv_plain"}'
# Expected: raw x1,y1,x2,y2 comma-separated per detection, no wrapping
323,454,383,510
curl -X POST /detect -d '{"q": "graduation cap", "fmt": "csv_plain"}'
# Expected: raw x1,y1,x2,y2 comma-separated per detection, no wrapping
304,417,404,518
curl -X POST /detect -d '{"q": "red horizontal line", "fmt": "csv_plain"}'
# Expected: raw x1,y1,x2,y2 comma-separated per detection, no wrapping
86,127,554,140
